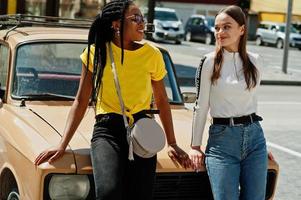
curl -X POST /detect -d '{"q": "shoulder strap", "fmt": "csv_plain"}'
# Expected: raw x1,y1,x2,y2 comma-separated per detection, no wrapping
195,56,206,100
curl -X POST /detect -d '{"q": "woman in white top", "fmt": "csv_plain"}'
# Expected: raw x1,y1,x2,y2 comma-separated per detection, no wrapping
189,5,271,200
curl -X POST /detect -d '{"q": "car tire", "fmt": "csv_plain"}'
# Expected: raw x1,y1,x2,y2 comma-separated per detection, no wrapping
276,39,284,49
185,31,192,41
7,189,19,200
175,40,181,45
205,33,212,45
256,36,263,46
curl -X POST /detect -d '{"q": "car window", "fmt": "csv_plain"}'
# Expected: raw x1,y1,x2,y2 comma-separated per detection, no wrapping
205,17,215,27
160,50,183,104
0,44,9,96
278,25,298,33
155,11,178,21
12,42,85,98
191,18,202,26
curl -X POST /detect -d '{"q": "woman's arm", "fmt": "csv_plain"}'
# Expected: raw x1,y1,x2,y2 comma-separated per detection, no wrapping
35,64,93,165
151,80,190,168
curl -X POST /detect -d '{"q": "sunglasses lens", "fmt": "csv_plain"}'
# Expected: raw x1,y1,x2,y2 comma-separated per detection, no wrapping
135,15,144,24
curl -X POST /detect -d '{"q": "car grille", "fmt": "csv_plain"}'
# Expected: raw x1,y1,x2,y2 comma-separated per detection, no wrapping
153,172,213,200
292,37,301,41
163,27,179,31
153,169,278,200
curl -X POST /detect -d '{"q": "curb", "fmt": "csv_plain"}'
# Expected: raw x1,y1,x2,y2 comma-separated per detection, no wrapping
178,77,301,87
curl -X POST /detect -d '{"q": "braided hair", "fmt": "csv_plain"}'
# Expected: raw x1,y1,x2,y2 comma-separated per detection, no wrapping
87,0,133,104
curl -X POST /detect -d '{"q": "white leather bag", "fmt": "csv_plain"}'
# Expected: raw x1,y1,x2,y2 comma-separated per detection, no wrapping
130,118,166,158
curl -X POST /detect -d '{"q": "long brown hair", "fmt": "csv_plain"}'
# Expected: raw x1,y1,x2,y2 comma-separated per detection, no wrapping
212,5,258,89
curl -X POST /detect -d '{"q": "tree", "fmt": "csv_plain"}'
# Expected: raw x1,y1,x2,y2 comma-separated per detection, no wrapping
238,0,250,14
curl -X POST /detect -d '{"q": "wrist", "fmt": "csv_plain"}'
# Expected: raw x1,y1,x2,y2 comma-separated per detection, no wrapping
168,142,177,147
191,145,201,150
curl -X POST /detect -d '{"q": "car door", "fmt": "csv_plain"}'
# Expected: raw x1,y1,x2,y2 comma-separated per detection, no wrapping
266,25,278,44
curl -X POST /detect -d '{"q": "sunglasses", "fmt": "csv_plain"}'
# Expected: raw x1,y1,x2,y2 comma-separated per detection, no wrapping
126,14,145,24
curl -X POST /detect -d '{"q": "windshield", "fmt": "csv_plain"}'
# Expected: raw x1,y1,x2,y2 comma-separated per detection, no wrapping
155,11,178,21
12,42,85,99
12,42,183,104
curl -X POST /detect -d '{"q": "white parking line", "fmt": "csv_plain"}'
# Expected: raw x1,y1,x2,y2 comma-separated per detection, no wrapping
259,101,301,105
267,142,301,158
270,65,301,73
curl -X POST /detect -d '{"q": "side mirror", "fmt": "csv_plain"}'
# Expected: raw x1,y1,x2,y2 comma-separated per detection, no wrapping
182,92,197,103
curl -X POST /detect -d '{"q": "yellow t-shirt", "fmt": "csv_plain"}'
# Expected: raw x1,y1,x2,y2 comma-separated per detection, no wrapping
80,42,167,120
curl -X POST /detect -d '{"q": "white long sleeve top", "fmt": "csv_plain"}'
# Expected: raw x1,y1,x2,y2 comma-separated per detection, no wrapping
191,49,263,146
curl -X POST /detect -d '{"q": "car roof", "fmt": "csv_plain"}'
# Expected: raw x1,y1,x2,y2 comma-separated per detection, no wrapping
0,27,88,45
155,7,176,12
260,21,286,26
189,14,205,19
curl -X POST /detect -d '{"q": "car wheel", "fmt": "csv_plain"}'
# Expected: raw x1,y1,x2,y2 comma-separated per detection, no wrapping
175,40,181,44
205,33,212,45
276,39,283,49
256,36,263,46
185,31,192,41
7,189,19,200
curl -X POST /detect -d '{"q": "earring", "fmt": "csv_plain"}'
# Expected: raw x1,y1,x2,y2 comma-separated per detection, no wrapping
115,28,120,36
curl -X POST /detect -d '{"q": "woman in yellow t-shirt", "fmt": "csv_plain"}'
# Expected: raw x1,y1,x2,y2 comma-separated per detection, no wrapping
35,0,190,199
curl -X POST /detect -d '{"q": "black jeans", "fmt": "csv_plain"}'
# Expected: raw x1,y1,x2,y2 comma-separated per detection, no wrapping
90,113,157,200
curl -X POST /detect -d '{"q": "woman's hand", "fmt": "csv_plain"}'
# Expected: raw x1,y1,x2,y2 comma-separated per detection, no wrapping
167,144,191,169
34,145,66,166
189,147,205,172
268,151,275,161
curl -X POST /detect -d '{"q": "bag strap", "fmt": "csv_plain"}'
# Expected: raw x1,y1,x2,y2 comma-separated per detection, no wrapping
195,56,206,100
108,42,134,160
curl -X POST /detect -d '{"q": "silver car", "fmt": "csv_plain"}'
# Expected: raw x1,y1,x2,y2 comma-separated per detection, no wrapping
151,7,184,44
256,21,301,50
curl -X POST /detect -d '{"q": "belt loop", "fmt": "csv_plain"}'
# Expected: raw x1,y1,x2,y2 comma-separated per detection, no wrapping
250,114,253,123
230,117,234,126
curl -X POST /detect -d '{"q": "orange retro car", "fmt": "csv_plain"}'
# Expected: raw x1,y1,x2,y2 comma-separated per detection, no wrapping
0,15,278,200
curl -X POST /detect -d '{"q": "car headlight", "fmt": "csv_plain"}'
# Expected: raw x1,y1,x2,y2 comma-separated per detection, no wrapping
48,175,90,200
156,22,163,29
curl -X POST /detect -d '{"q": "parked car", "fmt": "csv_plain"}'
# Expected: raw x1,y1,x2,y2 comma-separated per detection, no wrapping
0,15,278,200
184,15,215,45
145,7,184,44
256,21,301,50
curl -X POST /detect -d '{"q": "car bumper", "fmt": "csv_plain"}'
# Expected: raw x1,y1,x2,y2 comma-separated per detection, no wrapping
153,30,184,42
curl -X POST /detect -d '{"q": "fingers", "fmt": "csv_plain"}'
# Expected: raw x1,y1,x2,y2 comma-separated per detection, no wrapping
268,151,275,161
34,151,52,165
49,151,63,164
34,149,64,166
189,149,205,172
168,147,191,169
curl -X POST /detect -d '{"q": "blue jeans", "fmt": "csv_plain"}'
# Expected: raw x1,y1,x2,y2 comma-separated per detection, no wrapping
90,113,157,200
205,121,268,200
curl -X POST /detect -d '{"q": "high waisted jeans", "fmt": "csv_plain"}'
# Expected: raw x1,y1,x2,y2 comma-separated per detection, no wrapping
205,121,268,200
90,113,157,200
